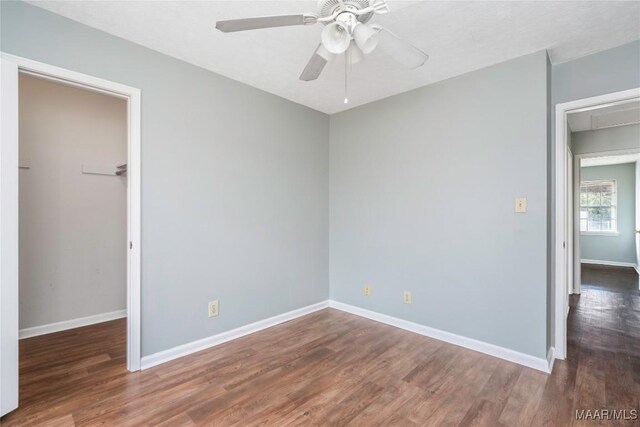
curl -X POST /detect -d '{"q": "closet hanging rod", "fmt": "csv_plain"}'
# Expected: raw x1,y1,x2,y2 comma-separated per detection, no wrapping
115,163,127,176
82,164,126,176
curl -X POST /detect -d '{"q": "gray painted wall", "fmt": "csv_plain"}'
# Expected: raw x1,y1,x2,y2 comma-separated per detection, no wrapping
552,41,640,106
330,51,549,358
19,74,127,329
571,124,640,155
547,40,640,350
2,1,329,356
579,163,636,264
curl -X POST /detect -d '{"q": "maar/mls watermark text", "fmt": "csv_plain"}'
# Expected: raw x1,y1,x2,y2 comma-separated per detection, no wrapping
575,409,638,421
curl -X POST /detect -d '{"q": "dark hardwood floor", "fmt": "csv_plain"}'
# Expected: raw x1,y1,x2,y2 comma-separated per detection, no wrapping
2,265,639,426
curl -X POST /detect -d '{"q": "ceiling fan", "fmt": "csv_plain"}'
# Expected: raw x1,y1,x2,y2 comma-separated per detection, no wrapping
215,0,428,101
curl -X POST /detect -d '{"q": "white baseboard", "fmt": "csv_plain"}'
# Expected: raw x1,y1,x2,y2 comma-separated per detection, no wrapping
581,259,638,268
19,309,126,339
139,299,551,374
140,301,329,370
547,346,555,373
328,300,551,373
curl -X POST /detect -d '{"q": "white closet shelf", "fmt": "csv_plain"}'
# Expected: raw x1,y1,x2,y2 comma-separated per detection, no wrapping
82,164,125,176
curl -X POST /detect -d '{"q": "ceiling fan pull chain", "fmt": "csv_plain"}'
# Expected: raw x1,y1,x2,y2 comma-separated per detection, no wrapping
344,51,349,104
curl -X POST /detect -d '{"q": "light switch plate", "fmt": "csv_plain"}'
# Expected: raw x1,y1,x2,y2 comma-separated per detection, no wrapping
403,291,412,304
515,197,527,213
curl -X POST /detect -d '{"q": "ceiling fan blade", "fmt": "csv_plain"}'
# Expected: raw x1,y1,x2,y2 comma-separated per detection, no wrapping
216,14,316,33
371,25,428,69
299,44,334,81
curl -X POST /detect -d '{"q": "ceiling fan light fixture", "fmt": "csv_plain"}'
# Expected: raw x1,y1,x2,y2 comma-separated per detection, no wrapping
352,23,378,54
347,41,364,64
316,44,336,62
321,21,351,54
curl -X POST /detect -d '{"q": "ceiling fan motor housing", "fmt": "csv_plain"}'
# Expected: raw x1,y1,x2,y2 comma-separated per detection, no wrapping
318,0,374,24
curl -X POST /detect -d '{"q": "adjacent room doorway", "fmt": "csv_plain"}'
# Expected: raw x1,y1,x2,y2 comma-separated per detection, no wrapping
554,88,640,361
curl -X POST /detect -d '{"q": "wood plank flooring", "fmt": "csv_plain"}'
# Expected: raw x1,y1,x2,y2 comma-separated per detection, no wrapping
2,264,639,426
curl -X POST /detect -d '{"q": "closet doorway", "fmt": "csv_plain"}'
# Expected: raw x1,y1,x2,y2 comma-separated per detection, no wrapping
1,55,141,416
19,72,128,340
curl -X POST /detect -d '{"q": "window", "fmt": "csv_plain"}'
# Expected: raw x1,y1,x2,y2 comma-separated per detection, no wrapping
580,180,617,234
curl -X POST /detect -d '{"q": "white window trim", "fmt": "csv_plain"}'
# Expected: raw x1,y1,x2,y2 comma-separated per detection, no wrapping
580,231,619,236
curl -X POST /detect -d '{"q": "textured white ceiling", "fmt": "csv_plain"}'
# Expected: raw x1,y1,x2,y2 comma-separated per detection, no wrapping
27,1,640,114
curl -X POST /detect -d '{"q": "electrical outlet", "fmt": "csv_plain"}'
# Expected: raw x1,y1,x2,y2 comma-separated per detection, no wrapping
403,291,412,304
208,300,219,317
364,285,371,296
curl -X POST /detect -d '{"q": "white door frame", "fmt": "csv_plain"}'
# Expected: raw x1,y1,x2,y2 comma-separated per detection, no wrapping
567,145,574,296
1,56,20,417
0,53,141,374
636,159,640,279
572,152,581,295
554,87,640,360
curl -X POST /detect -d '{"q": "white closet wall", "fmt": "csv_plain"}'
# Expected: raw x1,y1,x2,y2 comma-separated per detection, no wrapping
19,74,127,330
